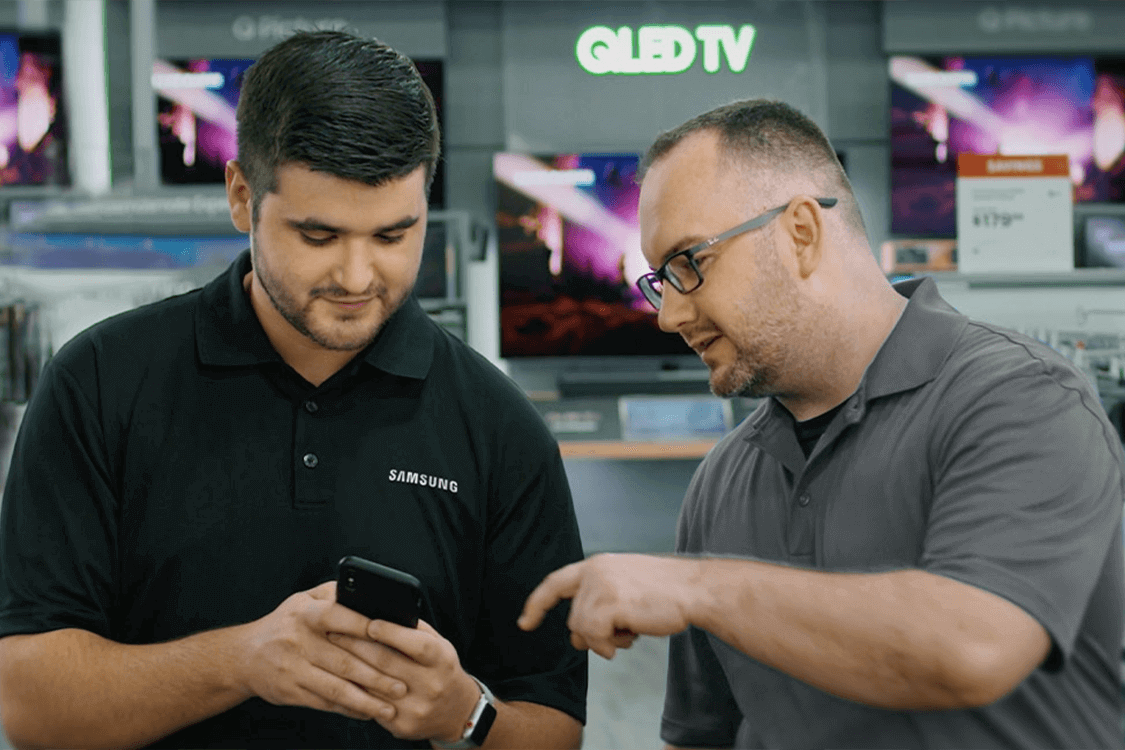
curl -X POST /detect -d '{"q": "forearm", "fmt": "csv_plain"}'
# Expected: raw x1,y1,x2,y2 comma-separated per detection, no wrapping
0,625,254,750
475,700,582,749
688,559,1029,709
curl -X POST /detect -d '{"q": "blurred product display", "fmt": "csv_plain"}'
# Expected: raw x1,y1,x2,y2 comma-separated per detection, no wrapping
0,300,46,404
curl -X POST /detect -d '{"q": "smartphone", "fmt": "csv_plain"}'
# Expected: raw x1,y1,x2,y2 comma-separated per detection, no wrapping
336,555,422,628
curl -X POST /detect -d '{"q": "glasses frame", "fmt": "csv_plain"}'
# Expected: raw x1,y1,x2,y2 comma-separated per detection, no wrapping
637,197,838,310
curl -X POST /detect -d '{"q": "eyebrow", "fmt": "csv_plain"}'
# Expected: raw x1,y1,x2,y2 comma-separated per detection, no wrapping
651,235,708,270
286,215,421,235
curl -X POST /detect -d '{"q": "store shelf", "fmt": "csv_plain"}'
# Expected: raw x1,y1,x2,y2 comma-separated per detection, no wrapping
902,269,1125,288
559,440,717,460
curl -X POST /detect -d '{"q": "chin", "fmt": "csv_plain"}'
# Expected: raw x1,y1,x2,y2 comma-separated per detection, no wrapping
711,367,766,399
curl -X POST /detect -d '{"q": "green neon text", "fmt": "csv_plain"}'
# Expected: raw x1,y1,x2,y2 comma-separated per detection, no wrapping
576,24,757,75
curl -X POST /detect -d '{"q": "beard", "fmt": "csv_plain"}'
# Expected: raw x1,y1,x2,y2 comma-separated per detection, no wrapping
249,226,412,352
709,337,782,399
706,240,802,400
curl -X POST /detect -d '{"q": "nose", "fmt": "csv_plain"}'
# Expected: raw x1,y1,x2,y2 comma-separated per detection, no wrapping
656,283,694,334
334,238,377,295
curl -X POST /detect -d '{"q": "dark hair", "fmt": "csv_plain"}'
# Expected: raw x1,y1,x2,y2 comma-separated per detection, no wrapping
236,30,440,218
639,100,866,234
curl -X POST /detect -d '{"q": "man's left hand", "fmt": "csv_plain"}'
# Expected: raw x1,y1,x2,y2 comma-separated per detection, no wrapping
328,619,478,743
518,553,702,659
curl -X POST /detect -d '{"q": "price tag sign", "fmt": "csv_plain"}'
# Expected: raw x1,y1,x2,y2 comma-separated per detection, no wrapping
956,153,1073,274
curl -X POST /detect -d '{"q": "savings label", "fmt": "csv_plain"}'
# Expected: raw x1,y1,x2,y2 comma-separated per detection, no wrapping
956,153,1073,274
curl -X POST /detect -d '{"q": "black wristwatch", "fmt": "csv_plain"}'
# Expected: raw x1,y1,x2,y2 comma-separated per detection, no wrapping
432,675,497,748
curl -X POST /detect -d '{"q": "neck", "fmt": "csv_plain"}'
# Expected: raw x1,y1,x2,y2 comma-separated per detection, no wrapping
779,279,907,422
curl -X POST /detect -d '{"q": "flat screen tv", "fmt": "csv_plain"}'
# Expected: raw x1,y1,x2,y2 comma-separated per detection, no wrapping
153,57,446,207
0,31,67,187
1081,214,1125,268
890,55,1125,237
494,151,693,358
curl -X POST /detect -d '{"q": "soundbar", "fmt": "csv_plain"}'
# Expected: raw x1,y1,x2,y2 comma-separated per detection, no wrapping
556,368,712,398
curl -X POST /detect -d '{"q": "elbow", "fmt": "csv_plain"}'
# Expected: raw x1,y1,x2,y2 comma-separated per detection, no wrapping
933,641,1032,708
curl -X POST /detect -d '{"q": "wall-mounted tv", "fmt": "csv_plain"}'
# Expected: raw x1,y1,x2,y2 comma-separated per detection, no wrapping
153,57,445,207
890,55,1125,237
0,31,67,187
494,151,692,358
1081,214,1125,268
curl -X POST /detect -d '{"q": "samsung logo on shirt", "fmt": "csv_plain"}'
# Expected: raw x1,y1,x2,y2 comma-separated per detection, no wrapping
388,469,459,494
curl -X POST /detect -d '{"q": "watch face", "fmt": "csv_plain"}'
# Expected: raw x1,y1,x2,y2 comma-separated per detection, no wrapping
469,701,498,746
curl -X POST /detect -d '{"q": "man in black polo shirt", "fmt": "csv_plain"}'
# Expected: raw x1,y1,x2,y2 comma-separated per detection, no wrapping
521,100,1125,748
0,31,585,749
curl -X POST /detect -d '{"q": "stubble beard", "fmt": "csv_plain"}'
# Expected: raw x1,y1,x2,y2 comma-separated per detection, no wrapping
709,245,801,400
250,227,409,352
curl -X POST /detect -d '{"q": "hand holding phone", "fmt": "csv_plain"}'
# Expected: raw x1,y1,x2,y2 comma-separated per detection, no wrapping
336,555,422,628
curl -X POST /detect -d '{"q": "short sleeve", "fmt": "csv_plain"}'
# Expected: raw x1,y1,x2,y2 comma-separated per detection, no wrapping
464,399,587,724
660,460,741,747
921,365,1125,667
0,342,120,639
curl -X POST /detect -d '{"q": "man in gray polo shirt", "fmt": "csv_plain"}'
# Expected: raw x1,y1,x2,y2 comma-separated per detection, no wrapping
521,99,1125,748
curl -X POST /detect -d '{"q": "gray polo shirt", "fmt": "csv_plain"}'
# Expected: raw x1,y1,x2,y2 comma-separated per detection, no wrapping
662,277,1125,749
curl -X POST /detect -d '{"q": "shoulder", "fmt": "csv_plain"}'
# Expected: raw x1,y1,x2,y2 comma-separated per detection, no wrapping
941,320,1103,417
934,320,1121,468
427,327,555,442
47,289,201,394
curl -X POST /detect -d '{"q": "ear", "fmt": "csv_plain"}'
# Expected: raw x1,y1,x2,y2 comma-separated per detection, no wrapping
225,160,253,234
782,197,826,280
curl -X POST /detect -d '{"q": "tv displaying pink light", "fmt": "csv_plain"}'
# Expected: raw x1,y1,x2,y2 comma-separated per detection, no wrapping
495,152,692,358
890,55,1125,236
0,32,66,187
154,58,252,185
153,58,445,206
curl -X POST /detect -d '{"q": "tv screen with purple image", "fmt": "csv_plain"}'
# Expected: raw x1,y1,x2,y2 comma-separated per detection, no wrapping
154,57,446,207
0,31,67,187
494,152,692,358
890,55,1125,237
154,58,252,185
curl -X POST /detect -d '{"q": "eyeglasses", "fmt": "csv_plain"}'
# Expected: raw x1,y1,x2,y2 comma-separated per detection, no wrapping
636,197,838,310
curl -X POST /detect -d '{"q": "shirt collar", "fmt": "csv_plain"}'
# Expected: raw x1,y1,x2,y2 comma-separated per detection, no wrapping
196,249,435,380
741,276,967,441
858,276,967,403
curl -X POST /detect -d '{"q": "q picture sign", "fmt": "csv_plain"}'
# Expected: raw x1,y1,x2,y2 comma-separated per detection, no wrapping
955,153,1074,274
576,24,756,75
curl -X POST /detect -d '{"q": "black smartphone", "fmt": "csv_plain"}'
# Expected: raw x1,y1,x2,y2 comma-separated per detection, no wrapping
336,555,422,628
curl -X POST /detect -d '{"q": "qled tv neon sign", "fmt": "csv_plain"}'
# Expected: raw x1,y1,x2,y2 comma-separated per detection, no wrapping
576,24,756,75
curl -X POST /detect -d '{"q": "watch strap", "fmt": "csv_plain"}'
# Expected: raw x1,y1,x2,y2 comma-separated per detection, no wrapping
432,675,497,749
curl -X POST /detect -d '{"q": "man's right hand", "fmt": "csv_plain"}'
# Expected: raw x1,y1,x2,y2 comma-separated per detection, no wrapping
235,580,408,721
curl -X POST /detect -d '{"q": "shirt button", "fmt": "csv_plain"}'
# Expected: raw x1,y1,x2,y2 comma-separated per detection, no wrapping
303,453,319,469
798,492,811,507
304,400,319,414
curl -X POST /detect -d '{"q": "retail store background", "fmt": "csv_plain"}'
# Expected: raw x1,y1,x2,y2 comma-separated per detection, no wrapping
1,1,1124,747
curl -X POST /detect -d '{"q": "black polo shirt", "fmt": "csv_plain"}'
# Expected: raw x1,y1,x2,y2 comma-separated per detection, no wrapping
0,250,587,749
662,277,1125,749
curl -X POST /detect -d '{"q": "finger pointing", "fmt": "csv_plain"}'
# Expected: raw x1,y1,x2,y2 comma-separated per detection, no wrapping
518,562,584,631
